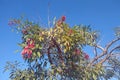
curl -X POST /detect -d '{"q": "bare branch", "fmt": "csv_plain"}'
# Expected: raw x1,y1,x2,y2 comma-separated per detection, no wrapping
109,45,120,54
87,38,120,67
110,53,120,57
99,55,110,64
102,65,114,68
94,44,104,51
105,37,120,51
92,44,105,64
94,46,97,57
99,45,120,64
87,50,106,67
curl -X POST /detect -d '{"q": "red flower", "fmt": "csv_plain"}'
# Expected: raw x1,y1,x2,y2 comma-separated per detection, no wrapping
27,38,31,43
22,29,28,34
21,38,35,58
74,48,80,55
84,54,89,60
26,39,35,49
56,16,66,26
25,44,34,49
68,29,73,35
61,16,66,21
21,48,32,58
57,20,62,26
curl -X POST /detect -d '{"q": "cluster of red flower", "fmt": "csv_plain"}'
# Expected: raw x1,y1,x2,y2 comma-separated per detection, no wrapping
74,49,89,60
84,53,89,60
57,16,66,26
21,39,35,58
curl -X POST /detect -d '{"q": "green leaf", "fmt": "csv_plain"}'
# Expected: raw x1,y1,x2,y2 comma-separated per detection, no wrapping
18,43,26,47
32,52,36,57
35,44,39,48
39,46,42,49
53,17,56,25
14,50,20,53
93,73,97,80
37,52,41,57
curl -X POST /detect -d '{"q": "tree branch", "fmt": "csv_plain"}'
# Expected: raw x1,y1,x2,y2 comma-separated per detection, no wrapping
87,38,120,67
94,46,98,57
109,45,120,54
94,44,104,51
51,37,63,61
99,45,120,64
93,44,104,58
105,38,120,51
47,46,53,64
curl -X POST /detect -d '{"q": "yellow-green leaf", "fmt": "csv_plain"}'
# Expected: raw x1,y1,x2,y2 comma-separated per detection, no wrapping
37,52,41,57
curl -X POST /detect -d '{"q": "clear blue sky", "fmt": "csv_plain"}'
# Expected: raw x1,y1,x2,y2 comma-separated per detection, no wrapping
0,0,120,80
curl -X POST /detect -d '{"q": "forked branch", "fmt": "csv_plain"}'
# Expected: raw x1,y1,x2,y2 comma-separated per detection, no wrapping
87,37,120,67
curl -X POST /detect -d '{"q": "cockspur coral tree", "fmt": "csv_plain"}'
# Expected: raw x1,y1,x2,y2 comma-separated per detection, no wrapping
6,16,120,80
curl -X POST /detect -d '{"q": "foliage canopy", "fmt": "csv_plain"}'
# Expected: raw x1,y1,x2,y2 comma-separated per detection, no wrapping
5,16,120,80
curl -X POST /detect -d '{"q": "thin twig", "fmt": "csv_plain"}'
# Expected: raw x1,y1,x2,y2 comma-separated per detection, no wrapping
47,2,50,28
